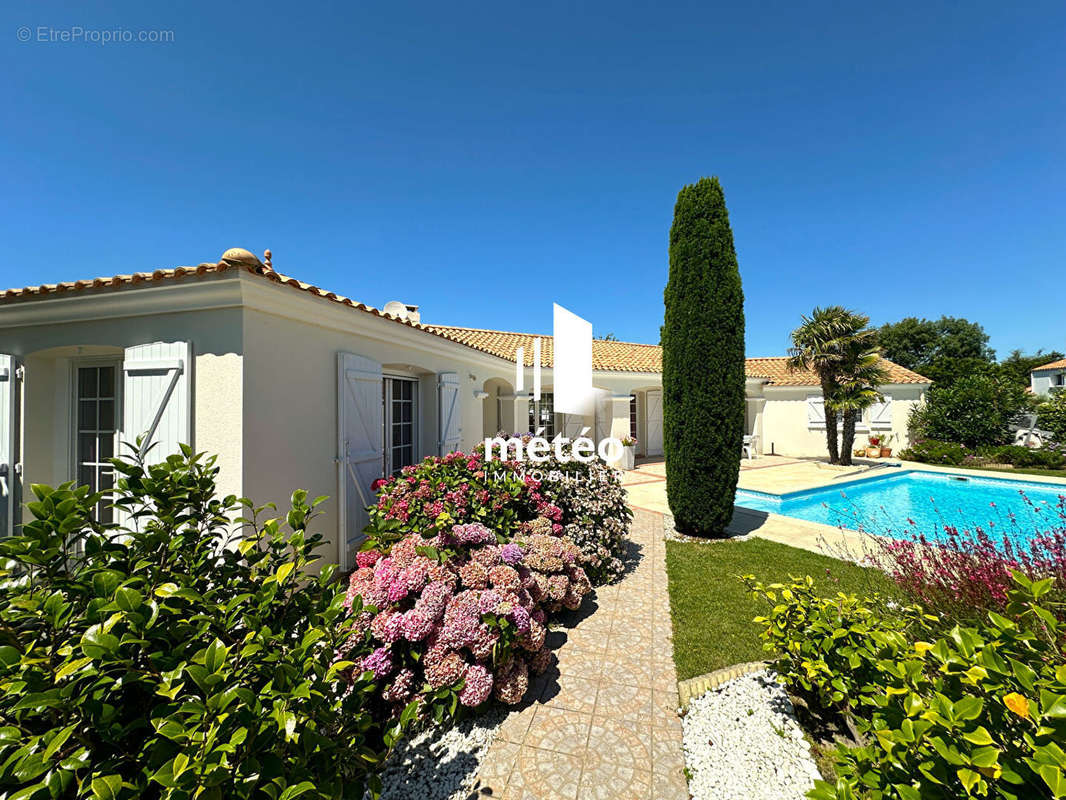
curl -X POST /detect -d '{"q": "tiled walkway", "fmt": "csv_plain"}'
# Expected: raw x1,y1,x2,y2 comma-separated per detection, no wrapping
473,510,686,799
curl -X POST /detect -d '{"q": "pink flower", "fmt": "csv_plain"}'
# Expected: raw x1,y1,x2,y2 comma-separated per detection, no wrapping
363,646,394,679
488,564,521,591
459,663,494,707
401,608,434,641
494,656,529,704
426,650,467,689
355,550,381,569
459,561,489,589
382,668,417,704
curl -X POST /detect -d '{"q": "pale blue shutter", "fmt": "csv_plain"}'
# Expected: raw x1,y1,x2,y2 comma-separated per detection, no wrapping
122,342,192,465
437,372,462,455
338,353,383,562
807,395,826,427
0,355,21,538
870,395,892,429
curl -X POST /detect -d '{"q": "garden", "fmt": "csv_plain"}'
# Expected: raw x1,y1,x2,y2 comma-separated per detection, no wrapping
0,438,634,800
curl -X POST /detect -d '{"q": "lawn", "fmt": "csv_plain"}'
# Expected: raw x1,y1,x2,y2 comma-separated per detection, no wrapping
946,463,1066,480
665,537,901,681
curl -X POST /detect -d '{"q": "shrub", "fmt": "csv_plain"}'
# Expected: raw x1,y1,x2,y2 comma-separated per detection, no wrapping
749,573,1066,800
864,499,1066,623
985,445,1066,470
0,448,401,800
909,372,1030,448
1039,393,1066,443
898,438,969,465
347,452,593,724
474,436,633,584
662,176,746,536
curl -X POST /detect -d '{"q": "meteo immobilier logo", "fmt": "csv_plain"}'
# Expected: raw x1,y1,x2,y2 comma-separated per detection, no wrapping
483,304,625,465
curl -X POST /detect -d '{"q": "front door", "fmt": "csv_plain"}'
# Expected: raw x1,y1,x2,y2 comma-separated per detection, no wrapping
645,389,664,456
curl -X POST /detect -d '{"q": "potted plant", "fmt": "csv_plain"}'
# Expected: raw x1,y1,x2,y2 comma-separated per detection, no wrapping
878,432,895,458
866,434,882,458
620,436,637,470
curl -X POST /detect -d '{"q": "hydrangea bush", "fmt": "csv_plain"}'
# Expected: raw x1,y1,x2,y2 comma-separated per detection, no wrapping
474,435,633,584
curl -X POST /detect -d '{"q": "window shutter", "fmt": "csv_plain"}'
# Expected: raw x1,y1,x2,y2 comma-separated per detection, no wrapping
437,372,462,455
561,413,585,440
122,342,192,466
870,395,893,429
806,395,826,426
0,355,21,539
338,354,384,561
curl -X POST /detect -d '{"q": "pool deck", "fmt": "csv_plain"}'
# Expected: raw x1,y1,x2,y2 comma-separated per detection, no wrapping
621,457,1066,560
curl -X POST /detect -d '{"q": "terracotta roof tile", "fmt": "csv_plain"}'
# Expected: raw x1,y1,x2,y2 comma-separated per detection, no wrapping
0,256,931,385
1033,359,1066,371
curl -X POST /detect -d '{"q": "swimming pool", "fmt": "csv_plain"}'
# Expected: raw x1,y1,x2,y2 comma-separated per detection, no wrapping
735,469,1066,542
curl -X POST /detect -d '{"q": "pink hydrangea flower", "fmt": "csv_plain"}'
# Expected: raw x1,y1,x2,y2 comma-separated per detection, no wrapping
494,656,529,704
363,646,395,679
500,543,524,565
488,564,521,591
401,608,434,641
459,561,489,589
426,650,467,689
355,550,381,569
459,663,494,707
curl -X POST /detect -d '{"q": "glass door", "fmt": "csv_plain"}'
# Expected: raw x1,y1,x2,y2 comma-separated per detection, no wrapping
75,363,119,523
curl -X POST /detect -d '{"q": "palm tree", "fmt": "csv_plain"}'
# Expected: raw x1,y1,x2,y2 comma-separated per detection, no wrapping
833,343,890,466
788,307,883,465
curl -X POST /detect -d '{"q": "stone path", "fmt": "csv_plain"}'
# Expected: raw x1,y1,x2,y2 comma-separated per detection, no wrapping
473,509,686,799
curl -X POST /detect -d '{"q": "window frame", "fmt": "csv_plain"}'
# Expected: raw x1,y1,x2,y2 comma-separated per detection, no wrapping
382,375,419,476
528,391,555,438
69,358,123,523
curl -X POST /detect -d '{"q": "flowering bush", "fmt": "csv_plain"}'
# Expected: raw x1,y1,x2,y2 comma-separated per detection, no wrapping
865,495,1066,622
345,513,591,722
474,435,633,584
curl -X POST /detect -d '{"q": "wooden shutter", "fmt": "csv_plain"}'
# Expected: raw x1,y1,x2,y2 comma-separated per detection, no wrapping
437,372,462,455
594,391,611,445
870,395,892,429
0,355,21,538
122,342,192,465
645,389,663,456
806,395,826,426
338,353,384,561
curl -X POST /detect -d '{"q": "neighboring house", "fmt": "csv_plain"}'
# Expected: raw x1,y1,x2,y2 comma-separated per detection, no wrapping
1031,358,1066,396
0,247,930,567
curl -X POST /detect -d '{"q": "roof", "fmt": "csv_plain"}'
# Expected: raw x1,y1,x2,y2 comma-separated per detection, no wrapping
1032,359,1066,372
428,326,928,384
0,251,931,385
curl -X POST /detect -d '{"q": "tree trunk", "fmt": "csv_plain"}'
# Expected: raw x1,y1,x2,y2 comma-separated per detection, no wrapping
840,409,856,466
821,380,840,464
824,406,840,464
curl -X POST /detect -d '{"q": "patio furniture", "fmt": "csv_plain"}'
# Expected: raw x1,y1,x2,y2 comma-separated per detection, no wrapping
743,434,758,460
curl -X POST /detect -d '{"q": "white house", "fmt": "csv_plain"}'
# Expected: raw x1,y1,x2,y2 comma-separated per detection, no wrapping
0,247,929,568
1031,358,1066,396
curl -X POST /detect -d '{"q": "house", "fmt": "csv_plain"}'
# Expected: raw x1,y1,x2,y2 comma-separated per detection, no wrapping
0,247,929,568
1031,358,1066,396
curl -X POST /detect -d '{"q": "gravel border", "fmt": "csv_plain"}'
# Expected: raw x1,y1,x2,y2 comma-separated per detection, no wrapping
681,669,821,800
377,706,506,800
663,511,755,544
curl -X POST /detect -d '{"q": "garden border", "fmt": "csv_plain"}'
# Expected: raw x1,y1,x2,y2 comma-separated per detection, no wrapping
677,660,768,709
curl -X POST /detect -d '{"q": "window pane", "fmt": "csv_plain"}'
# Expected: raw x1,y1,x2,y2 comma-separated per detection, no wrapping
78,433,97,464
98,400,115,431
78,368,98,399
99,435,114,460
79,466,95,491
98,366,115,398
401,401,412,423
79,400,96,431
393,401,403,421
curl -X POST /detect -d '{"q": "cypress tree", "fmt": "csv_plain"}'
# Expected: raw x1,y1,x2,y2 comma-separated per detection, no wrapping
661,177,746,536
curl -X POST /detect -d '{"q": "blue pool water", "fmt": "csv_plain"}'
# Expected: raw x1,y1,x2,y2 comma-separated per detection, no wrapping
735,469,1066,542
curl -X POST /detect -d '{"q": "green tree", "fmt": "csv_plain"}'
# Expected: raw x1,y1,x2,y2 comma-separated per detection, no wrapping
909,372,1029,448
835,342,890,466
1037,391,1066,443
788,307,880,465
662,177,745,537
876,316,994,386
998,348,1064,392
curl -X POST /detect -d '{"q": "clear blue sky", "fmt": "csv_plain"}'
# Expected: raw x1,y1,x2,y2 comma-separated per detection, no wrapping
3,1,1063,358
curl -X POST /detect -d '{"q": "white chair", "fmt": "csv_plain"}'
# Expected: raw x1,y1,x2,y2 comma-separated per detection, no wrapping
743,434,758,460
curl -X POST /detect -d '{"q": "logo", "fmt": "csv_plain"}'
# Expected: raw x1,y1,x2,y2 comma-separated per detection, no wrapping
484,304,626,465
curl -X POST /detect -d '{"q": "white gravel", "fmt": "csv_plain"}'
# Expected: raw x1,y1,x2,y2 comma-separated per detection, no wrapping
377,706,506,800
682,670,822,800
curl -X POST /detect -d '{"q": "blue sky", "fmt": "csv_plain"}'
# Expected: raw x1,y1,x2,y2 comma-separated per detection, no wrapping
2,1,1063,358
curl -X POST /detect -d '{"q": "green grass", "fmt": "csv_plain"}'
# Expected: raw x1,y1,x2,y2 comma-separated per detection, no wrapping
665,538,902,681
941,463,1066,480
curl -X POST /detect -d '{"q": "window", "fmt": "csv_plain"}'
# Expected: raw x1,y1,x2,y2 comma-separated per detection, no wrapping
75,364,118,523
630,395,638,441
528,392,554,438
383,377,417,476
1056,372,1065,387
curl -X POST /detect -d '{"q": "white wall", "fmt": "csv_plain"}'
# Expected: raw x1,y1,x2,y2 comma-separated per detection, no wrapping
2,306,245,501
238,286,515,567
759,383,926,457
1032,369,1065,397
